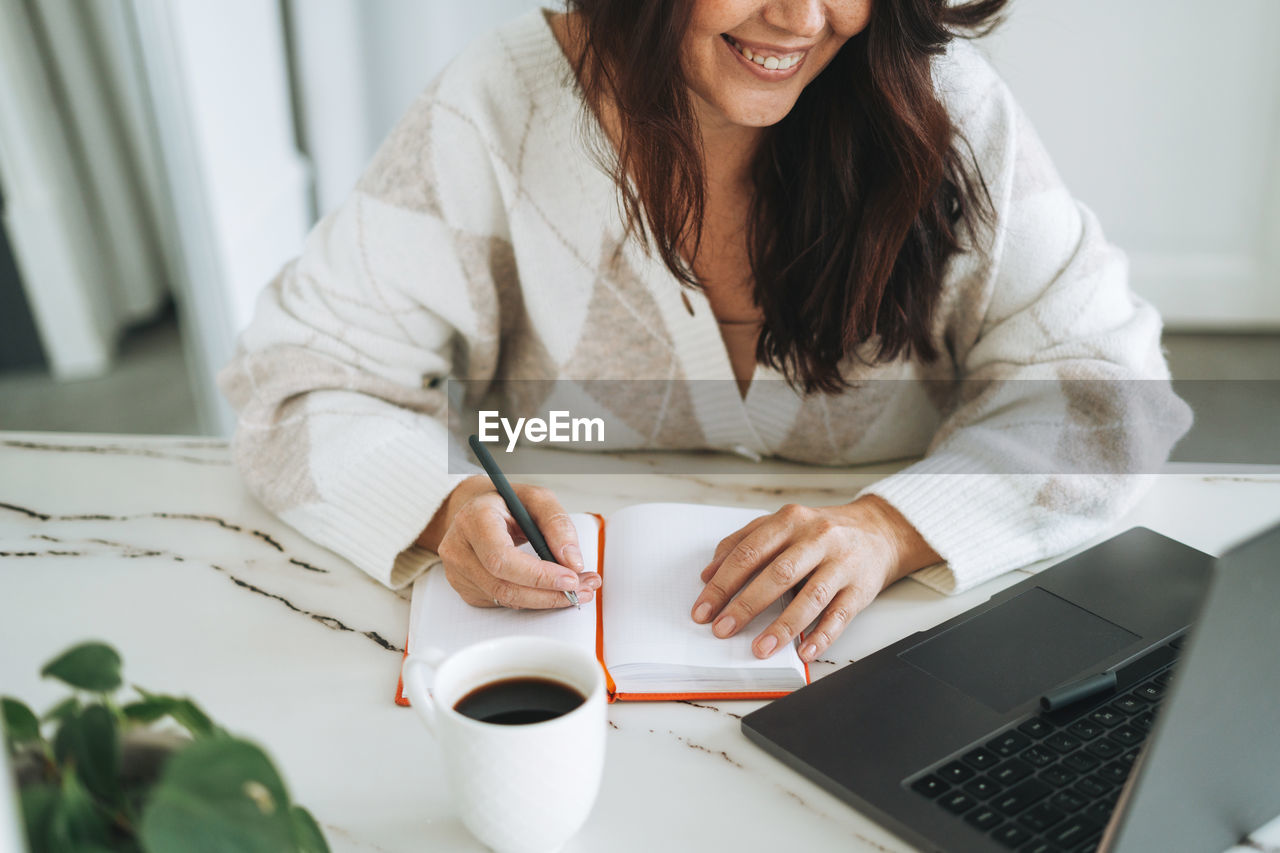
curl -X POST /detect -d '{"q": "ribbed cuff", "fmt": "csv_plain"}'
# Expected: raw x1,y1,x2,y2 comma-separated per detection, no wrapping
289,431,478,589
858,453,1047,595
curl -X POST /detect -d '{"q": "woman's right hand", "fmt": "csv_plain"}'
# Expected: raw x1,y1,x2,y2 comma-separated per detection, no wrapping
417,476,601,609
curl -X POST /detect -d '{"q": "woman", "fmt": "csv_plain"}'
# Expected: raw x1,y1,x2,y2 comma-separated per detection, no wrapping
219,1,1188,665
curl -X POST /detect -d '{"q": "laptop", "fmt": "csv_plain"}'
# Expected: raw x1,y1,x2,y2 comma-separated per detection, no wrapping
742,523,1280,853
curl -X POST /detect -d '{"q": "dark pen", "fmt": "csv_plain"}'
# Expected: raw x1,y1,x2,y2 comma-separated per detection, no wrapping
467,434,580,608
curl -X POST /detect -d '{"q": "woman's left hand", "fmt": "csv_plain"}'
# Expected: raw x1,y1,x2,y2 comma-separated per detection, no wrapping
690,495,941,663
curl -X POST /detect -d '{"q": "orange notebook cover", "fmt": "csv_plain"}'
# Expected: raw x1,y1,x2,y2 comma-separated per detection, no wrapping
395,504,811,706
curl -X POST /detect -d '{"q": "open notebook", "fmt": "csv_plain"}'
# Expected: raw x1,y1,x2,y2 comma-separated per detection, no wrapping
395,503,811,703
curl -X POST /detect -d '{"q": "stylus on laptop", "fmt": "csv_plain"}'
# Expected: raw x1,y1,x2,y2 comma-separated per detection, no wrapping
1039,670,1118,711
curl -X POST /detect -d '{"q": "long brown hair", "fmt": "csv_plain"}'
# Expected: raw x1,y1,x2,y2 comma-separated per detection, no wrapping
567,0,1008,393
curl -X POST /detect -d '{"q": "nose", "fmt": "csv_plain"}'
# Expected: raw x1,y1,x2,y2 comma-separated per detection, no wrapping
761,0,826,38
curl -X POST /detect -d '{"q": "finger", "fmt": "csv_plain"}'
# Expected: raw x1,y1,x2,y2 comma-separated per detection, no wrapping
486,570,598,610
709,542,822,639
691,523,790,625
750,564,843,658
796,587,870,662
463,502,581,592
700,515,768,582
442,560,493,606
438,510,599,607
517,485,586,571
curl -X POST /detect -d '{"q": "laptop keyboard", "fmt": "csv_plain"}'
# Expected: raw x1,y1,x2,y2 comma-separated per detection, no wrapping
905,640,1182,852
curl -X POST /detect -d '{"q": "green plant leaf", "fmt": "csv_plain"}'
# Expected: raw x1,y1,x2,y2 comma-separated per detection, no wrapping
42,696,80,725
52,704,121,806
41,643,123,693
19,783,58,853
2,696,42,747
290,805,330,853
119,700,164,724
47,768,113,851
126,690,217,739
139,737,298,853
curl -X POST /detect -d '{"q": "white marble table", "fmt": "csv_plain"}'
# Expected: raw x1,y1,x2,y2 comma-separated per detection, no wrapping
2,432,1279,853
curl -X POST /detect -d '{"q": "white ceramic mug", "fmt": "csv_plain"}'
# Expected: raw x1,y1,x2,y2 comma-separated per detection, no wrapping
401,636,606,853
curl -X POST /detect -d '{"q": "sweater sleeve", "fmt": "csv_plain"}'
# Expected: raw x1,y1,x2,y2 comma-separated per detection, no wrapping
217,81,509,589
859,49,1192,595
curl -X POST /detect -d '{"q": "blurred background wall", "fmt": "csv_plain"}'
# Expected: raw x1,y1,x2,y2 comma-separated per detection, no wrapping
287,0,537,219
0,0,1277,440
982,0,1280,327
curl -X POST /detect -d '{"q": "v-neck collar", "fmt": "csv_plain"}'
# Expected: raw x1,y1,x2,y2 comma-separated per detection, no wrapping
523,8,802,457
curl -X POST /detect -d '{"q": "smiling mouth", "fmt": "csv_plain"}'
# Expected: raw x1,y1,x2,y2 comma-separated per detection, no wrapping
721,34,807,72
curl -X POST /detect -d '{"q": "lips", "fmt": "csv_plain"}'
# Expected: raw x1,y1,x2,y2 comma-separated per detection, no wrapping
721,33,809,72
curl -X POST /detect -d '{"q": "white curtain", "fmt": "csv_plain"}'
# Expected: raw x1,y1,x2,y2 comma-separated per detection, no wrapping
34,0,170,326
0,0,168,379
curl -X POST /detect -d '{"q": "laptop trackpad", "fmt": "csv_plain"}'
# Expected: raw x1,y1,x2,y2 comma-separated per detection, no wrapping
900,587,1139,713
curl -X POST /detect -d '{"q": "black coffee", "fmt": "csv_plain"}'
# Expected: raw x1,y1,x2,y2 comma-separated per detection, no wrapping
454,677,586,725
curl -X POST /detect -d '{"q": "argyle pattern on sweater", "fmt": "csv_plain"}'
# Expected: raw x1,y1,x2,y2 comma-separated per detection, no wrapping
219,11,1190,590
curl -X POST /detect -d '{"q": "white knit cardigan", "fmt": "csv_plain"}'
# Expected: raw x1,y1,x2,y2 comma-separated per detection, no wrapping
219,10,1190,592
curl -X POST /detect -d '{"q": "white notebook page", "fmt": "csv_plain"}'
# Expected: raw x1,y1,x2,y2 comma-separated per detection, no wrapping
600,503,806,691
407,513,601,669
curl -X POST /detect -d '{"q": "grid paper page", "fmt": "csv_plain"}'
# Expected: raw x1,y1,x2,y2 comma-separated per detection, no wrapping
408,513,600,667
600,503,803,673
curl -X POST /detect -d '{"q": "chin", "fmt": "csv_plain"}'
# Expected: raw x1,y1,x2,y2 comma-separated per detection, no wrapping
717,94,800,128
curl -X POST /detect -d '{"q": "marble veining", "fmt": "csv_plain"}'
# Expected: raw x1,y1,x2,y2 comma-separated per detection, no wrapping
1,500,298,555
0,437,230,465
1200,475,1280,485
0,497,402,655
2,433,1279,852
677,699,744,719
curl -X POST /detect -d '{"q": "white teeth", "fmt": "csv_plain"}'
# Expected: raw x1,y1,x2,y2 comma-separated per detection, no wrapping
726,36,802,72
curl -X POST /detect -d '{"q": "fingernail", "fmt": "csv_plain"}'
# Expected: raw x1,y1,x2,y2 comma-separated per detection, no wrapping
800,643,817,661
693,602,712,623
577,590,594,603
755,635,778,657
582,573,602,590
713,615,736,637
556,575,578,591
562,544,583,570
